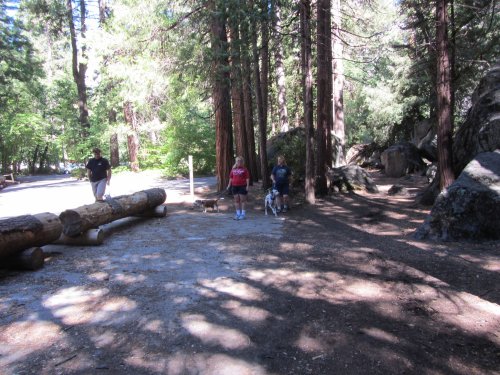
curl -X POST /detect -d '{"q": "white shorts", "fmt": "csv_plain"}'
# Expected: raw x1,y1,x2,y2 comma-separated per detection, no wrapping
90,178,107,199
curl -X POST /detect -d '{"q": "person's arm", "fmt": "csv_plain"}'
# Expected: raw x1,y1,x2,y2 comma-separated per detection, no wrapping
87,166,92,180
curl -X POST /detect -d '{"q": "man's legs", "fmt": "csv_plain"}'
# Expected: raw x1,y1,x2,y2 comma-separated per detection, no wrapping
91,179,107,201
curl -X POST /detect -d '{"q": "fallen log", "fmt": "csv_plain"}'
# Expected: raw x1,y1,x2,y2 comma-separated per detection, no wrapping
1,247,45,270
133,205,168,218
59,188,167,237
54,228,104,246
0,213,62,259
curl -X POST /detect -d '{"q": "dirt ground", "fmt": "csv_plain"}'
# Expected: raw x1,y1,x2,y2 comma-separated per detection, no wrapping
0,171,499,375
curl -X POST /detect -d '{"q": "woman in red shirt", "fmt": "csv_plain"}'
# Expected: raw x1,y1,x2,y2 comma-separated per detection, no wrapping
227,156,250,220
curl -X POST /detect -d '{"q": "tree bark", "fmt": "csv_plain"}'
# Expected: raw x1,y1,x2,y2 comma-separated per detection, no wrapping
241,12,259,182
67,0,90,136
98,0,107,25
209,0,234,191
228,16,250,172
108,109,119,167
252,8,271,189
0,213,62,259
124,101,140,172
38,143,49,173
30,144,39,175
272,0,290,132
332,0,346,167
436,0,455,189
260,2,270,131
59,188,166,237
315,0,330,196
301,0,315,204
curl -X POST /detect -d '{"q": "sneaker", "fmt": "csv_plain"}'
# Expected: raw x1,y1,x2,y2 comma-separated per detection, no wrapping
234,214,240,220
276,207,282,213
238,214,246,220
282,206,288,213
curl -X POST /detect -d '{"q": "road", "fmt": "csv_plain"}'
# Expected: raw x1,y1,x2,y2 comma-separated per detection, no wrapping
0,171,217,219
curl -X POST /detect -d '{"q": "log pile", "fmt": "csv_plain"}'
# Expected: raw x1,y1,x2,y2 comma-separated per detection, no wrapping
0,213,62,270
59,188,166,237
0,188,167,271
0,213,62,259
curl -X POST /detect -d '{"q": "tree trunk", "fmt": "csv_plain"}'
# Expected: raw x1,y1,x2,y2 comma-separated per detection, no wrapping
0,213,62,259
272,0,290,132
59,188,166,237
1,247,45,271
109,109,119,167
301,0,315,204
436,0,455,189
124,101,140,172
260,3,270,131
315,0,330,196
209,0,234,191
228,18,250,172
38,143,49,173
241,13,259,182
30,144,39,175
332,0,346,167
252,10,271,189
67,0,90,136
98,0,107,25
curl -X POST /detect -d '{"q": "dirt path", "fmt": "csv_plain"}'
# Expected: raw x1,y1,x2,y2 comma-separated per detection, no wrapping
0,172,499,374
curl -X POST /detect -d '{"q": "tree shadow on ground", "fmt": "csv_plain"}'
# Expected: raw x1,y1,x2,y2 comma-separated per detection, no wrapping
0,190,499,374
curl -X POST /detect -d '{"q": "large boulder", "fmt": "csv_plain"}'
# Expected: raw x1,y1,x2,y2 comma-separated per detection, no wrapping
414,151,500,241
418,60,500,206
326,165,379,193
346,143,384,169
381,142,425,177
453,61,500,174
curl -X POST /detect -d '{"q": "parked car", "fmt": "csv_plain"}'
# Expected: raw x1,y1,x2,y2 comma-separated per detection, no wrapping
60,163,84,174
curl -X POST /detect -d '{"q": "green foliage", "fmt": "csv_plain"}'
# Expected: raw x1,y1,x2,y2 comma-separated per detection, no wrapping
342,0,410,146
156,81,215,176
267,128,306,181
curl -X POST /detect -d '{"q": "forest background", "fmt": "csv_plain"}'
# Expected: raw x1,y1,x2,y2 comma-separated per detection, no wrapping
0,0,498,195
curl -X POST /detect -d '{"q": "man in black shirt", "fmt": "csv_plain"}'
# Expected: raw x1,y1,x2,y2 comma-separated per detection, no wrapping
86,148,112,202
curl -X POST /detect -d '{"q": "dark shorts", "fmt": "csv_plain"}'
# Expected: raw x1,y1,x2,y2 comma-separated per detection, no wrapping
231,186,248,195
274,182,289,196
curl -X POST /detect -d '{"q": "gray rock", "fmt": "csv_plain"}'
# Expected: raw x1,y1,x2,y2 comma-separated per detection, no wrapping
453,61,500,174
415,151,500,241
327,165,379,193
388,184,408,196
346,143,384,169
381,142,425,178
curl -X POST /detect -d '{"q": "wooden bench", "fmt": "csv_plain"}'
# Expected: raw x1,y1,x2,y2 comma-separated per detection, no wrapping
1,173,17,190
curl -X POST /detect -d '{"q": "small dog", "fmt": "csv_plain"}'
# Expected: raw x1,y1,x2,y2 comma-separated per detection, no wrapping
264,188,280,217
193,197,224,213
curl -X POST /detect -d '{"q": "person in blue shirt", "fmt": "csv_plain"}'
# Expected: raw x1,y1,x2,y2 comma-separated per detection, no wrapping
271,156,292,212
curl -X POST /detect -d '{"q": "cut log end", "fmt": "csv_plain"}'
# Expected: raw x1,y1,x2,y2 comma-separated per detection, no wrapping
1,247,45,271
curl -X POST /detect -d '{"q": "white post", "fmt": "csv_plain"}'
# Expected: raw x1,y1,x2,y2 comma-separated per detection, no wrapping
188,155,194,201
